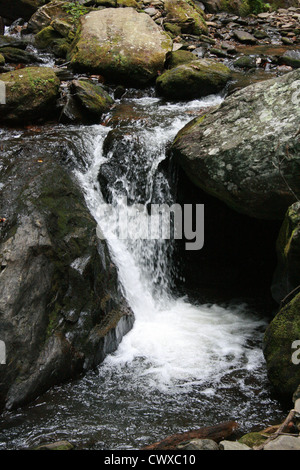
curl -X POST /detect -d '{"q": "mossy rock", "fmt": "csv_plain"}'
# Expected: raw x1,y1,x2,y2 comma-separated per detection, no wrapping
0,66,61,124
164,0,207,36
233,55,256,68
0,53,5,66
156,59,231,100
71,79,114,118
51,18,75,37
0,35,29,49
70,8,173,86
167,50,196,69
0,47,39,64
91,0,116,6
279,50,300,69
164,22,182,38
52,38,72,58
263,292,300,399
239,432,267,448
116,0,141,7
35,25,62,49
34,440,74,450
272,202,300,304
28,1,89,34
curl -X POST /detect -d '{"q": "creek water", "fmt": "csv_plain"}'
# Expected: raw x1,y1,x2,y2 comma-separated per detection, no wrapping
0,90,286,450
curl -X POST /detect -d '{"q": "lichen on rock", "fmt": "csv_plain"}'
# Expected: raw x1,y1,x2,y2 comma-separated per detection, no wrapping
171,69,300,220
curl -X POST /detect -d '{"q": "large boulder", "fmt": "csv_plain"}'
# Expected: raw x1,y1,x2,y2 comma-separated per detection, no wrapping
171,69,300,220
263,292,300,399
0,67,60,124
69,8,173,86
272,202,300,304
156,59,232,100
0,136,133,411
0,0,48,21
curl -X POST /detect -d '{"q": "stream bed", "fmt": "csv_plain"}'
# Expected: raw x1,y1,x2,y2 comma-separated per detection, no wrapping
0,89,287,450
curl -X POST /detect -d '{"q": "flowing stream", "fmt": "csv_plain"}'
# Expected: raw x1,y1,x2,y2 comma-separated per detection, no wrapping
0,90,286,450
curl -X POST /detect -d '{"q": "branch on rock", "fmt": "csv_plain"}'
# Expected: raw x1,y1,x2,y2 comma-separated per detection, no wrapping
254,409,296,450
142,421,239,450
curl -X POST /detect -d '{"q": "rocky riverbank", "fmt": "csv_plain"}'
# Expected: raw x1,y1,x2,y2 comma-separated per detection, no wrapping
0,0,299,450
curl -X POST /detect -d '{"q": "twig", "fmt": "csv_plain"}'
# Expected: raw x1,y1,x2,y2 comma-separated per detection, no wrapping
254,409,296,450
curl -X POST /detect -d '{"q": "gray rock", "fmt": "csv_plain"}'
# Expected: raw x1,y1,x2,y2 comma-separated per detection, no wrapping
0,35,29,50
171,69,300,220
0,137,133,411
280,50,300,69
178,439,220,450
144,7,158,16
264,436,300,450
294,399,300,414
220,440,251,450
234,30,257,44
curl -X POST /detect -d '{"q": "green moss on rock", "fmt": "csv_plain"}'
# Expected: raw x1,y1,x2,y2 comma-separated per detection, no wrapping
35,25,62,48
263,292,300,399
272,202,300,303
70,8,173,86
0,66,60,123
164,22,182,38
71,79,114,117
167,50,196,69
239,432,267,448
156,59,231,100
164,0,207,36
116,0,141,7
0,53,4,66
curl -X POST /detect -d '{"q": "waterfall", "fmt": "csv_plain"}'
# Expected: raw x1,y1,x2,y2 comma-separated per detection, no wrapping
75,92,267,394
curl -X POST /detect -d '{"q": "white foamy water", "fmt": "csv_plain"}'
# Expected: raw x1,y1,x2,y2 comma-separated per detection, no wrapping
75,94,267,394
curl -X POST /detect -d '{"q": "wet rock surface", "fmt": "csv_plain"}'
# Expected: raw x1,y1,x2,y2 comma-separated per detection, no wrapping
0,136,133,411
263,291,300,399
171,69,300,220
272,202,300,304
